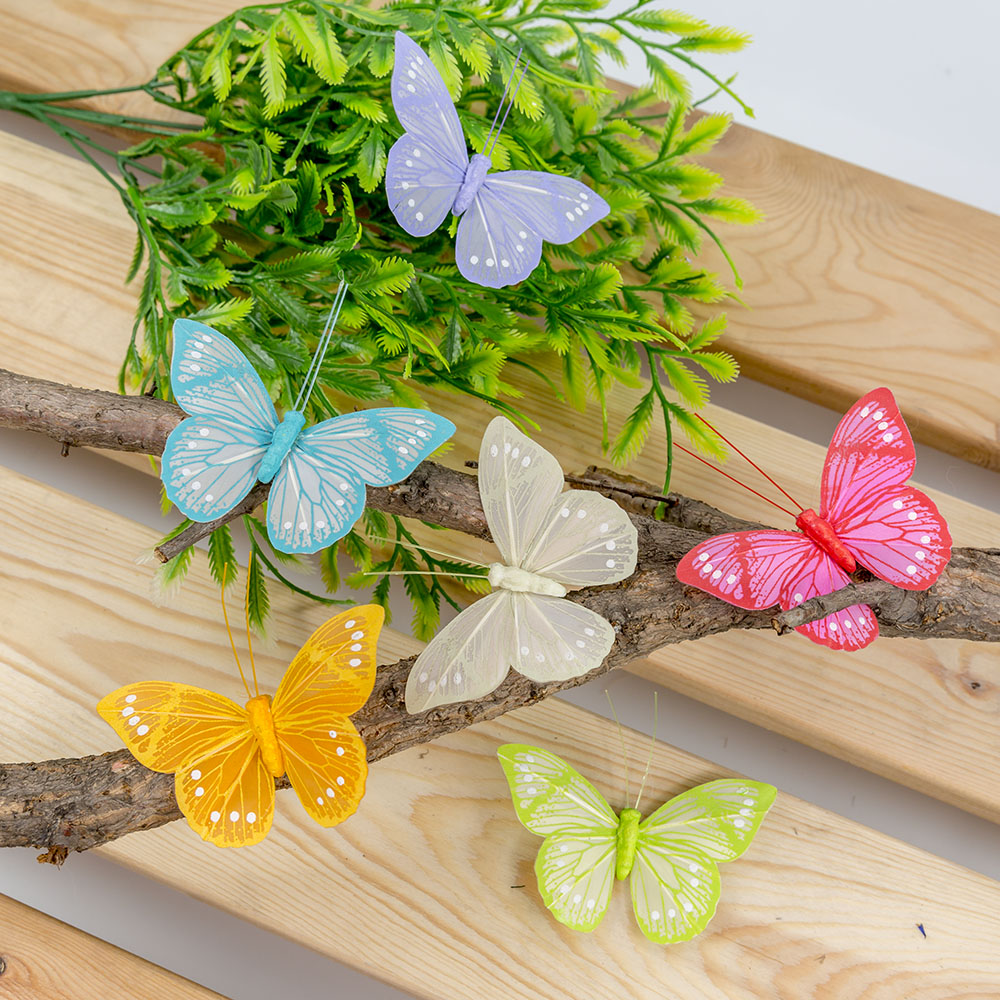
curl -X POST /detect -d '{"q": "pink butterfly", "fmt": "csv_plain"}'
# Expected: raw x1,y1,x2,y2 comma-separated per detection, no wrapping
676,388,952,651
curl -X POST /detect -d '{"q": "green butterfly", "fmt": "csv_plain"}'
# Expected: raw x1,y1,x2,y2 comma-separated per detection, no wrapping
497,743,776,943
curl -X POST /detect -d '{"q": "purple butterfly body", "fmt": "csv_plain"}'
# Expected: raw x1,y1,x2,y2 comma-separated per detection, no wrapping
386,32,609,288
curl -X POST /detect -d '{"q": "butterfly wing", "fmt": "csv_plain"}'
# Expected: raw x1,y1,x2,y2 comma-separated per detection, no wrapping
454,192,543,288
405,590,514,712
455,172,609,288
390,32,468,168
169,319,279,430
519,488,638,589
631,779,775,943
677,530,821,610
477,416,566,568
272,605,383,717
266,408,455,553
821,387,915,514
386,135,465,238
97,682,275,847
498,744,620,933
676,530,877,651
508,592,616,684
819,389,951,588
481,172,610,244
386,31,468,237
162,320,277,521
271,606,382,827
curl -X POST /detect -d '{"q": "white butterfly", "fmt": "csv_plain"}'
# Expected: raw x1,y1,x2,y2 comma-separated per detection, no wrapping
404,416,638,713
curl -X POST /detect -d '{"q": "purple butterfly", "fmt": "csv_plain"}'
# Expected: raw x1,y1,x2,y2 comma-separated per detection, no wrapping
385,32,610,289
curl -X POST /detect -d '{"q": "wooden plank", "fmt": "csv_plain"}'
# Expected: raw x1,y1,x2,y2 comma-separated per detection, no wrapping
2,1,999,469
696,124,1000,471
1,128,999,824
0,894,224,1000
1,465,998,999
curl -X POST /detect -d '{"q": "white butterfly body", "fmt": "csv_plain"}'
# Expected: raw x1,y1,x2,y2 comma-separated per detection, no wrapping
487,563,567,597
404,417,638,713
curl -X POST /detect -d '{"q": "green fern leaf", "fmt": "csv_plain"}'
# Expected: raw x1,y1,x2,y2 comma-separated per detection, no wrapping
260,24,288,116
610,388,655,464
208,525,238,588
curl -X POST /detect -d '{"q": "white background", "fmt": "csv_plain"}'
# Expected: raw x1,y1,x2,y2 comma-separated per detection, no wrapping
1,3,998,997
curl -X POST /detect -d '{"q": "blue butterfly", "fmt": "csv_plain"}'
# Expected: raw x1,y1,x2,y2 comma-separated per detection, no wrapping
385,32,610,289
161,316,455,554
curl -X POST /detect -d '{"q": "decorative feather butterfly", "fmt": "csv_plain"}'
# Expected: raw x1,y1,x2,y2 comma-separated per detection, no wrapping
97,605,383,848
498,744,775,943
404,416,638,713
676,387,952,650
161,306,455,554
385,31,610,289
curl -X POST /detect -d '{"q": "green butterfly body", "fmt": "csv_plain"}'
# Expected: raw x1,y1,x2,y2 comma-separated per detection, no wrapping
497,743,776,944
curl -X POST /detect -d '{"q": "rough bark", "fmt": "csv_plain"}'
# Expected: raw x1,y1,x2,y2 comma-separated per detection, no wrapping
1,368,998,859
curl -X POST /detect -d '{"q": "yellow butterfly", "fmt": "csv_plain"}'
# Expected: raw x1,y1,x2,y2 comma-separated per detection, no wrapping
97,603,384,848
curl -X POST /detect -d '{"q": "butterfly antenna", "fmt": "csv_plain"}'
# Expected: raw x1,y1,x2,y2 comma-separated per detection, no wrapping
634,692,659,812
292,280,348,412
243,559,261,697
695,413,804,513
219,566,253,701
483,47,523,154
364,533,490,568
605,689,630,806
486,58,530,157
673,441,799,520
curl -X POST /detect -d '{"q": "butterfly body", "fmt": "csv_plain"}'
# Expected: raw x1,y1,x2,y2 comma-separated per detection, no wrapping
257,410,306,484
452,152,492,215
98,606,384,847
614,807,641,880
245,694,284,777
386,32,610,288
676,388,951,652
498,744,775,943
487,562,567,597
162,319,455,553
795,508,856,572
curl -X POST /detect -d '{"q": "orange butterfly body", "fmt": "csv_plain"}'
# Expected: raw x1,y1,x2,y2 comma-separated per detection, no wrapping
98,606,384,848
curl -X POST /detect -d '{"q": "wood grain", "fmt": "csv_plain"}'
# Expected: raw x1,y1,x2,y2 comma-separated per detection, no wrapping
1,0,999,469
0,127,998,823
1,465,999,999
0,894,222,1000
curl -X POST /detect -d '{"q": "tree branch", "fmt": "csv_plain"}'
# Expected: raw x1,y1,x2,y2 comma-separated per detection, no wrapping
1,368,998,858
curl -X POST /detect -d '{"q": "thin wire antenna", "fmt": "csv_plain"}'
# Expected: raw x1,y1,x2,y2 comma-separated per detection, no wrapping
634,692,659,812
605,689,630,806
674,441,799,519
219,566,253,701
364,533,490,568
695,413,804,513
243,557,261,697
486,59,529,157
292,280,348,411
482,47,523,154
291,288,338,411
377,570,488,579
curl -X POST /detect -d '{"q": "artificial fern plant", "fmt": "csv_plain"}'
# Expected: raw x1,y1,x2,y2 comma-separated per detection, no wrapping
1,0,757,635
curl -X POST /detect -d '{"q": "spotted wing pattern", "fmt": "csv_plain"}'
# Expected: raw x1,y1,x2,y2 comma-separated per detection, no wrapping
162,320,277,521
497,744,620,933
97,682,275,847
266,408,455,554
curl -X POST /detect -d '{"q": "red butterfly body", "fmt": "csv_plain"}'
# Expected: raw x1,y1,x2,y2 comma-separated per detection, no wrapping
676,389,952,651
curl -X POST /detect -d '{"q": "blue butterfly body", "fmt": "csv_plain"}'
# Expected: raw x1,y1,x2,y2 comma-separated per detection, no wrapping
161,319,455,553
258,410,307,484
